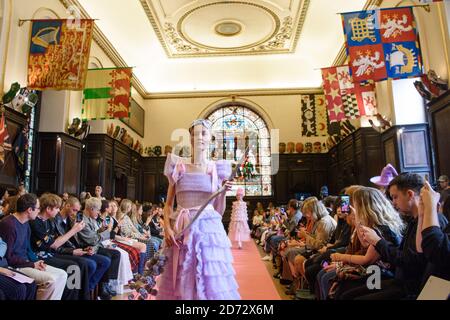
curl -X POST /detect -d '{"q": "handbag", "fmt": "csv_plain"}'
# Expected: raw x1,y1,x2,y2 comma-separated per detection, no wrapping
335,262,367,280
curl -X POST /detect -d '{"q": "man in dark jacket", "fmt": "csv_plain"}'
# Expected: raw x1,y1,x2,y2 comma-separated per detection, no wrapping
419,181,450,282
30,193,92,300
55,196,112,297
362,173,448,299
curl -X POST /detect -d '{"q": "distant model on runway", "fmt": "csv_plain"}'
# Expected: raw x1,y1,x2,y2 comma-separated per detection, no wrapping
228,188,251,249
156,119,241,300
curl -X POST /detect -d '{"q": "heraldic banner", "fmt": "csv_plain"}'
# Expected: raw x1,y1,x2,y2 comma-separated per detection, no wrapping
27,19,94,90
301,94,328,136
82,67,132,120
322,65,378,123
342,7,422,82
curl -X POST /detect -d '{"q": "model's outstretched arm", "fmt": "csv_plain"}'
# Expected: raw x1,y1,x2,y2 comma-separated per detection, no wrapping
164,184,178,248
214,180,233,216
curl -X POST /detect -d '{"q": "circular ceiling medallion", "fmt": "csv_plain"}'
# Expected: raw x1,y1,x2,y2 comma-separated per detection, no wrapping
177,1,280,51
215,21,242,37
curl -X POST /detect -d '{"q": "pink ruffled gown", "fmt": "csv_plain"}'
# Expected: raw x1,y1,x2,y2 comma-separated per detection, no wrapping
228,200,251,243
156,153,241,300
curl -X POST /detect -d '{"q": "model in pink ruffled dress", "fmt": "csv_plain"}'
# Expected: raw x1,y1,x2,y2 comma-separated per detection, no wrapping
156,119,240,300
228,188,251,249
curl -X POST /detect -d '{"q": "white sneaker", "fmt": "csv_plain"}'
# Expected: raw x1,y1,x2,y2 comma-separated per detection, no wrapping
262,255,272,261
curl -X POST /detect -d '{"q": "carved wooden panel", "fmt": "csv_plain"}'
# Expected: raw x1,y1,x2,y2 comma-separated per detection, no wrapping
62,143,81,195
401,130,429,168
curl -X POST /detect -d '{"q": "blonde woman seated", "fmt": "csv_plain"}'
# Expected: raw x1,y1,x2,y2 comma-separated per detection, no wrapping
328,187,404,300
102,200,148,275
284,197,336,293
117,199,157,260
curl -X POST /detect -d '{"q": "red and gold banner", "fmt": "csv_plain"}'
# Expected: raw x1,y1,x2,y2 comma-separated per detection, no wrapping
322,65,377,122
27,19,94,90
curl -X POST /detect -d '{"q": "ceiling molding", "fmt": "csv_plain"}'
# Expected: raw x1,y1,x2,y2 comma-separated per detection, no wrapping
144,87,323,100
139,0,311,58
59,0,147,98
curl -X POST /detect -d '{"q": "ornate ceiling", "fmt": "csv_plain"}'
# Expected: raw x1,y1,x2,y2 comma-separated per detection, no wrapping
139,0,310,57
64,0,372,95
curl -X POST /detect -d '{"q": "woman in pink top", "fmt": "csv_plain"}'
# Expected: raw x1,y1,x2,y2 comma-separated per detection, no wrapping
156,119,240,300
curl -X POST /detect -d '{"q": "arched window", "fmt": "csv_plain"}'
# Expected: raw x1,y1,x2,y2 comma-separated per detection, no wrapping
206,104,272,197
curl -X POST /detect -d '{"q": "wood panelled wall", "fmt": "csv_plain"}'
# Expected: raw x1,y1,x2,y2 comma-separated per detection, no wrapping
24,124,436,204
328,128,384,194
381,124,433,181
428,91,450,180
34,132,82,195
81,134,143,200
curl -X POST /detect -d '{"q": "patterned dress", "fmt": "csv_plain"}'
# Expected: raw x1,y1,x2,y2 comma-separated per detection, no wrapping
156,153,241,300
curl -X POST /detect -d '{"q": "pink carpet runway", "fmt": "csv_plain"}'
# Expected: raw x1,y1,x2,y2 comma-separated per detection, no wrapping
232,241,281,300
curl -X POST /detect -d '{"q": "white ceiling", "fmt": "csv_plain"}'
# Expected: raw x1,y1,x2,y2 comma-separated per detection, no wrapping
77,0,368,94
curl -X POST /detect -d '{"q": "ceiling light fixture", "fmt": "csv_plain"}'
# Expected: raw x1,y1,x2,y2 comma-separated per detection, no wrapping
214,21,242,37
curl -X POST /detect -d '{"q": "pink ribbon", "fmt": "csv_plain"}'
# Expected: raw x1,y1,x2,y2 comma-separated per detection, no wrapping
171,207,193,291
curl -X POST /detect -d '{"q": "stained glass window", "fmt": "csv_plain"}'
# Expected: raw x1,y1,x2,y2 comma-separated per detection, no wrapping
206,105,272,197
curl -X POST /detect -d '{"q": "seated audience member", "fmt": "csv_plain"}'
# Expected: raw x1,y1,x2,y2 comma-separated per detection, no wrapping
0,187,9,205
251,209,264,236
131,203,162,251
283,197,336,293
268,200,303,272
0,194,67,300
418,181,450,281
117,199,157,260
0,236,37,300
323,196,338,217
313,185,362,299
256,202,264,215
99,200,147,275
1,196,17,219
142,204,164,241
54,197,112,296
329,187,405,300
94,204,134,293
437,175,450,206
75,197,122,299
360,173,448,299
441,197,450,222
303,196,352,295
30,193,93,300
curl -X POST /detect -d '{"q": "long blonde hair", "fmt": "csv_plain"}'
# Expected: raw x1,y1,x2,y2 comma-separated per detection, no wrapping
130,203,143,226
302,197,329,221
117,199,133,221
353,187,405,237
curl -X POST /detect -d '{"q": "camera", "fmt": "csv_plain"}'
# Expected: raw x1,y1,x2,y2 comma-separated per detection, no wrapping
339,195,351,214
105,216,111,224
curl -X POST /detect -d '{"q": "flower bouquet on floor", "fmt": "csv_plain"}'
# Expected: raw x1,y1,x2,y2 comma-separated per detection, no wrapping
127,252,168,300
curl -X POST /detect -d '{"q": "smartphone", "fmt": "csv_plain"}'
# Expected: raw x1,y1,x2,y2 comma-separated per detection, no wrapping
322,261,329,268
340,195,351,214
76,211,84,223
105,216,111,225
